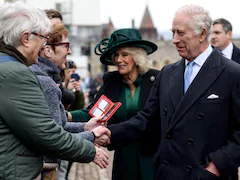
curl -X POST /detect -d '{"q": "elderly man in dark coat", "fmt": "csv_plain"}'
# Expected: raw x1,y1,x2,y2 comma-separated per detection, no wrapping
99,4,240,180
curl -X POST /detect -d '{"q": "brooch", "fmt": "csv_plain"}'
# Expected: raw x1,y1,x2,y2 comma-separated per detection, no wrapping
150,76,155,81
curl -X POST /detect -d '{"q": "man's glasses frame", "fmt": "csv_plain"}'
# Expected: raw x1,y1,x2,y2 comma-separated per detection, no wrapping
31,32,50,40
46,42,70,50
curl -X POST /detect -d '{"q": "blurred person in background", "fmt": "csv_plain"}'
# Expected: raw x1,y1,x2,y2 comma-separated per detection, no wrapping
68,61,86,110
68,28,160,180
84,71,93,89
83,71,94,104
45,9,63,25
60,60,85,110
66,61,85,111
211,18,240,63
0,2,108,180
87,73,104,104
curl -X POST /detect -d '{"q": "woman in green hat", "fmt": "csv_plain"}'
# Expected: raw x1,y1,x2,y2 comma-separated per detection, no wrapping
69,28,160,180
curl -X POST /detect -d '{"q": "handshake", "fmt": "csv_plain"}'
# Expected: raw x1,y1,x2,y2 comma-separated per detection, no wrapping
84,115,112,169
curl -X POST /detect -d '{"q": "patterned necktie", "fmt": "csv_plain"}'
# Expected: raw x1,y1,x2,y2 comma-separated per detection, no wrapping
184,61,195,93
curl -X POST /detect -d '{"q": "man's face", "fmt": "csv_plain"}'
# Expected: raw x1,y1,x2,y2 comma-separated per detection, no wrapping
172,15,202,61
211,24,231,51
28,32,49,65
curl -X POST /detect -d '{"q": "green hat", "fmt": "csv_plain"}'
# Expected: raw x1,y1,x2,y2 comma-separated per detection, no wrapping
94,28,158,65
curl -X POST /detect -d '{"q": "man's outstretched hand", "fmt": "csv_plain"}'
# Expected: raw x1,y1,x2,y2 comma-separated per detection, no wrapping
92,126,111,146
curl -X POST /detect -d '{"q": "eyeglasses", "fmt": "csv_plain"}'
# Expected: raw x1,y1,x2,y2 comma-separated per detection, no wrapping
46,42,70,51
31,32,50,40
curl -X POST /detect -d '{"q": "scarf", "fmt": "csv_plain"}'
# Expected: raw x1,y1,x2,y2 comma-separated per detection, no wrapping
0,40,28,65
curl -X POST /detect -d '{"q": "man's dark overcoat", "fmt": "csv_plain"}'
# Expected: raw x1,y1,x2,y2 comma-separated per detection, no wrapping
109,49,240,180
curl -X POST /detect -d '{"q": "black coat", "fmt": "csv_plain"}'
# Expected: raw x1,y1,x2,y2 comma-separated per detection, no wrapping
232,44,240,64
95,69,160,180
109,49,240,180
96,69,160,155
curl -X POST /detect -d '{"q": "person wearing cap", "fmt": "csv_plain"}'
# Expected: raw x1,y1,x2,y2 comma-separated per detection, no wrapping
68,28,159,180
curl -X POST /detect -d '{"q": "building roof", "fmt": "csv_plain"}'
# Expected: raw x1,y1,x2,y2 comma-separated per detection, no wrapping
140,5,155,29
101,18,114,38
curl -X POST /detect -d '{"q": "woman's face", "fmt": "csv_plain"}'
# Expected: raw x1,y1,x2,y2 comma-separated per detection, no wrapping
50,36,71,70
64,68,73,81
113,48,137,76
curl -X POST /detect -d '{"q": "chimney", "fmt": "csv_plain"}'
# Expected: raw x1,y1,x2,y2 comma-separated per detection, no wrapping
131,19,135,28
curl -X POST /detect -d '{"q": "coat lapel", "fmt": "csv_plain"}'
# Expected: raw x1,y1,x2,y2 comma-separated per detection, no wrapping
168,50,225,131
140,69,159,110
169,59,185,110
232,45,240,64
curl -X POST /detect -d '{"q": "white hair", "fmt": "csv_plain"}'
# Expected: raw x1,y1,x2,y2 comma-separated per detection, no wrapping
0,1,51,46
175,4,212,41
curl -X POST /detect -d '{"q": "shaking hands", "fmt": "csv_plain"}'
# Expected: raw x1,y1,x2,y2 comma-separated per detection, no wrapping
84,115,112,169
84,115,111,146
92,125,111,146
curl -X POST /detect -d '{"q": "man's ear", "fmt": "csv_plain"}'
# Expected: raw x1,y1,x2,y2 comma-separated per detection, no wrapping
20,31,31,47
199,28,207,42
227,31,232,39
43,45,52,58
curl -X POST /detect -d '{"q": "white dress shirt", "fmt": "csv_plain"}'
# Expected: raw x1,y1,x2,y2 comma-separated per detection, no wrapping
184,45,213,85
221,42,233,59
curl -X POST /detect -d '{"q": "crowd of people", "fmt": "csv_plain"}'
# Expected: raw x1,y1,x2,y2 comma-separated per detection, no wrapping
1,1,240,180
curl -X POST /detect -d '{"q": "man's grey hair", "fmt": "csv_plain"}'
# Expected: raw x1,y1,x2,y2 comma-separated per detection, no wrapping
113,47,150,74
0,1,51,47
213,18,232,34
175,4,212,41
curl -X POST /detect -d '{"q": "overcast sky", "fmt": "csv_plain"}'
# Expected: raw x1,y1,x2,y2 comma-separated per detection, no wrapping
100,0,240,36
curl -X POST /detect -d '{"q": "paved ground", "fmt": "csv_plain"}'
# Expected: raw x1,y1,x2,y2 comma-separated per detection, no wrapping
68,148,114,180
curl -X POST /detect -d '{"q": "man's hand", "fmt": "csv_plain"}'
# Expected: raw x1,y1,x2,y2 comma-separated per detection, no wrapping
92,125,111,137
95,134,110,146
205,162,220,177
84,115,106,131
93,146,109,168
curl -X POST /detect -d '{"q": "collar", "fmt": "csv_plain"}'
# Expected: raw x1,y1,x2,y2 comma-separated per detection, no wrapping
221,42,233,59
185,45,213,67
0,41,28,65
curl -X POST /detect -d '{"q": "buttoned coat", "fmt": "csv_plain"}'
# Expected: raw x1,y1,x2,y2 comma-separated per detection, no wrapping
109,49,240,180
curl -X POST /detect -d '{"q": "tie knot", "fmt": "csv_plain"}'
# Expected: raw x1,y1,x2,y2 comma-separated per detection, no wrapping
188,61,195,67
